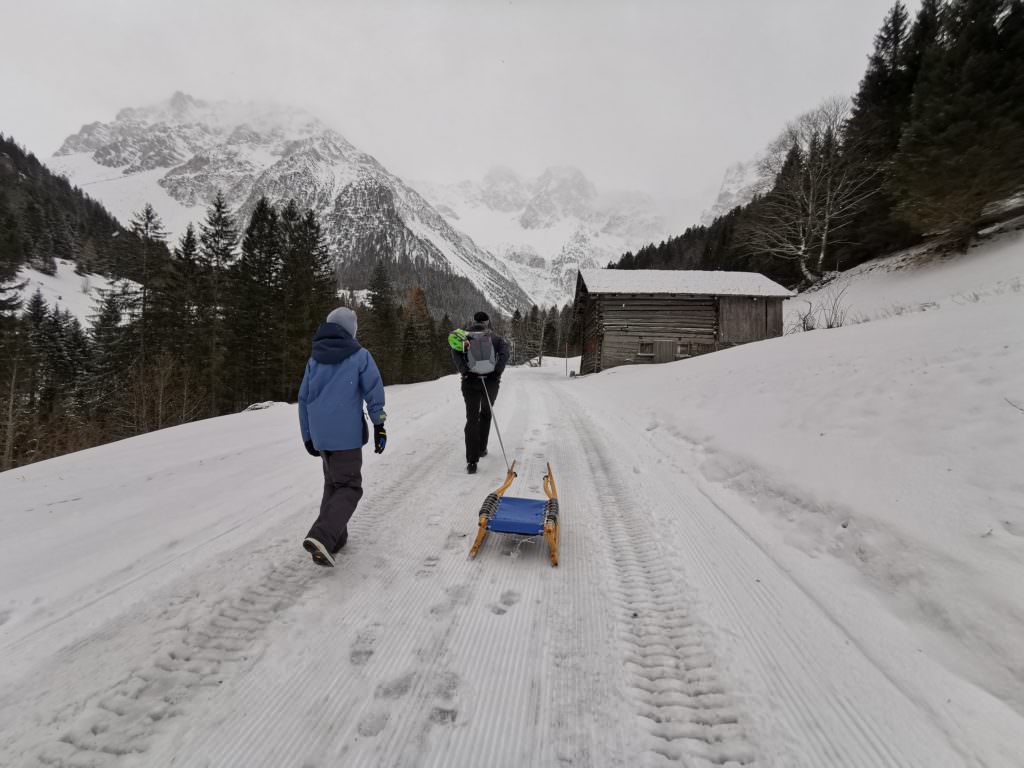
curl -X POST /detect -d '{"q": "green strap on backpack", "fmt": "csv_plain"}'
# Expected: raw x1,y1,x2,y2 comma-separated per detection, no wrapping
448,328,468,352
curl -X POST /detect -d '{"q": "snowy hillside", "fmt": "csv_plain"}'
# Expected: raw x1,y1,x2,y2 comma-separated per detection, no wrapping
2,233,1023,766
788,222,1024,327
50,93,531,314
415,167,669,308
16,258,123,326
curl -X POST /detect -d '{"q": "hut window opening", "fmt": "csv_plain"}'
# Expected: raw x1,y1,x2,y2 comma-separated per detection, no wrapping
638,341,654,357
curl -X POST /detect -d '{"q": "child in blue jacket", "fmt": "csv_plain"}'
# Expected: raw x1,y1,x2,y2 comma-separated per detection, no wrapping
298,307,387,567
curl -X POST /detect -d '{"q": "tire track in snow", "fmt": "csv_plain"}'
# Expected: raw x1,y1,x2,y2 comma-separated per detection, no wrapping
34,560,314,768
167,409,473,768
14,398,465,768
559,390,757,767
559,384,969,767
164,385,533,768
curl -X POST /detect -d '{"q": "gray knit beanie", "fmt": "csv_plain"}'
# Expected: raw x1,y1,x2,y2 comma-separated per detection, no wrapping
326,307,358,338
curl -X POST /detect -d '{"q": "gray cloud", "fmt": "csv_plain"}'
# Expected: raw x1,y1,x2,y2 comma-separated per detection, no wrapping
1,0,905,231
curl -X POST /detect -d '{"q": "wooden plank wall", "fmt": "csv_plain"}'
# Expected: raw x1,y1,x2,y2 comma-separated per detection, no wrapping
577,289,787,374
719,297,785,343
594,293,717,370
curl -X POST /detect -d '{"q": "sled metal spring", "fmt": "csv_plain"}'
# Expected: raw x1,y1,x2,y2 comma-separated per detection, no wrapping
544,498,559,524
479,493,500,519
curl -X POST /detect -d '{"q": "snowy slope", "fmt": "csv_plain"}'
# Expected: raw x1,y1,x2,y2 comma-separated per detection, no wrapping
415,167,669,308
2,234,1024,766
15,258,124,326
50,93,531,314
788,224,1024,327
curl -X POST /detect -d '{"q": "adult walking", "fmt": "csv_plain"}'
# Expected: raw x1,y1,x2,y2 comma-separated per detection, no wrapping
449,311,509,474
298,307,387,567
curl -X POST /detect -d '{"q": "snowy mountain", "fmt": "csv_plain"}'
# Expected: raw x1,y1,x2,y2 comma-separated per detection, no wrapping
50,92,532,316
415,166,669,308
700,157,767,226
3,230,1023,766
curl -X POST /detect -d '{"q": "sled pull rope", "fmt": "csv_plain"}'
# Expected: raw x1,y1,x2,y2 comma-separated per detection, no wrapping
481,378,511,474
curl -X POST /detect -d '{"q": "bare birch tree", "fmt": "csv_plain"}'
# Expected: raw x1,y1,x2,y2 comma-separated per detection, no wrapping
742,97,879,284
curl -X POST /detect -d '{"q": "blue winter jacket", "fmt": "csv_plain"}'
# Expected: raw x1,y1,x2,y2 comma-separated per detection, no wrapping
298,323,386,451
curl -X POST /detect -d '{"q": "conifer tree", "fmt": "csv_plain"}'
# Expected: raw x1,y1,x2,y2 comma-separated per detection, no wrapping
197,192,239,413
438,312,454,374
279,202,336,399
229,197,283,406
400,287,436,382
891,0,1024,245
362,261,401,384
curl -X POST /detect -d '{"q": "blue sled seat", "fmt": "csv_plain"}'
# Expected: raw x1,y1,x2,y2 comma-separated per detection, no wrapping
489,497,547,535
469,461,560,566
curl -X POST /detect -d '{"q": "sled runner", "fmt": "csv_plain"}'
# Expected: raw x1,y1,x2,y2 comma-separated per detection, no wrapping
469,461,560,566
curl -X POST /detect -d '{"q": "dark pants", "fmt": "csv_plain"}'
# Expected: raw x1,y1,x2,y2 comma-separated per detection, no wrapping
462,376,499,463
307,448,363,553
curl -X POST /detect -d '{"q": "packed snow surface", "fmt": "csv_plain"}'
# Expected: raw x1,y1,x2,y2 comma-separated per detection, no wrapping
580,268,794,297
2,234,1023,766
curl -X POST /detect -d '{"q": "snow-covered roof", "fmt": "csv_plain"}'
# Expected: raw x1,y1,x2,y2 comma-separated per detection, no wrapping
578,268,793,298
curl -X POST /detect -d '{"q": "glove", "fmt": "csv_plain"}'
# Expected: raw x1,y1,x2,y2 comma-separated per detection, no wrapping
304,439,319,457
373,423,387,454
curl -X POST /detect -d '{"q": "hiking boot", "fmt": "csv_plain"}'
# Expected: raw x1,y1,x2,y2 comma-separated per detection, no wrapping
467,462,478,474
303,537,335,567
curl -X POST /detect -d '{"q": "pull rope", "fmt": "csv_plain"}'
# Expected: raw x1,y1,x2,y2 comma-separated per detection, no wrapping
481,378,511,474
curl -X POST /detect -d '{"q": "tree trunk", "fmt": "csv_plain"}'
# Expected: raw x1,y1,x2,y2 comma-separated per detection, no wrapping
2,357,19,471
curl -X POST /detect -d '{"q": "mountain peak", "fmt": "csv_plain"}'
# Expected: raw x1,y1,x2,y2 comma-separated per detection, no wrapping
50,94,532,316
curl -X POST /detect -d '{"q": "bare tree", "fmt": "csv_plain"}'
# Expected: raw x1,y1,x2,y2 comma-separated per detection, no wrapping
742,97,879,284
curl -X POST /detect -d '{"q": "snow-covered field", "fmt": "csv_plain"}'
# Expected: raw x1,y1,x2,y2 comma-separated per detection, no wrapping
16,258,122,326
2,234,1023,767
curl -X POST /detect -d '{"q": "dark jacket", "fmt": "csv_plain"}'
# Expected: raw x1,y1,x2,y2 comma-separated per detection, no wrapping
298,323,386,451
452,322,509,380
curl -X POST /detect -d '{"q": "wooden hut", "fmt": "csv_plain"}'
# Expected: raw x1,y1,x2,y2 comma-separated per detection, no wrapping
574,269,793,374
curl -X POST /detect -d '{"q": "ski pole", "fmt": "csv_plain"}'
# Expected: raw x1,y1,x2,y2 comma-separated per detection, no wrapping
481,378,511,474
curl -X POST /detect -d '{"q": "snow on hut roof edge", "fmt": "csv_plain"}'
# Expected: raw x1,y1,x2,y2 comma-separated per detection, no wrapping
578,269,794,298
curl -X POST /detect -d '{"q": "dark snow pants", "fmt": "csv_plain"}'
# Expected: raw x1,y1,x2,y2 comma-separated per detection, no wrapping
307,447,363,553
462,376,499,463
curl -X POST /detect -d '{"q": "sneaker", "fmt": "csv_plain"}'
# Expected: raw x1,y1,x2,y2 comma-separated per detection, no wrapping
467,462,478,474
303,537,336,567
480,448,488,457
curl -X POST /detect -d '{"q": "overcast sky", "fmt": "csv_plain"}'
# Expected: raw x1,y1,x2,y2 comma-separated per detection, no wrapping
1,0,905,229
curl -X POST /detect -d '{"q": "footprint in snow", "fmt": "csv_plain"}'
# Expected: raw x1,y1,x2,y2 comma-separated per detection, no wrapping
428,672,460,726
429,584,471,618
488,590,521,615
444,530,467,551
376,672,416,700
356,711,390,737
415,555,440,579
349,625,380,666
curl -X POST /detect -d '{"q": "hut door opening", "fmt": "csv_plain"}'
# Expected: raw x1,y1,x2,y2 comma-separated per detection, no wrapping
653,340,676,364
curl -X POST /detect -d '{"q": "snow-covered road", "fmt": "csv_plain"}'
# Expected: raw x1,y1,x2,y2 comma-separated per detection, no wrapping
4,358,1022,767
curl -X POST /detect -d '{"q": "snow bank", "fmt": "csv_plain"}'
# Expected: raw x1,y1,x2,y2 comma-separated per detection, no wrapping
574,232,1024,715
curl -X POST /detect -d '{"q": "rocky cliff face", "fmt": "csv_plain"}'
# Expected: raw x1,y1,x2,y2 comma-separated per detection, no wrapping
700,158,768,226
52,92,530,316
414,166,668,308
